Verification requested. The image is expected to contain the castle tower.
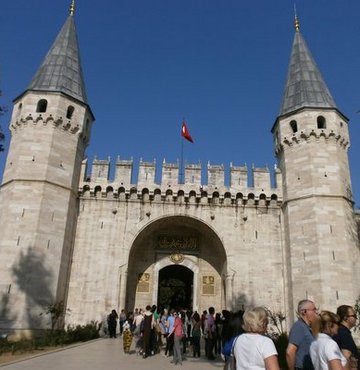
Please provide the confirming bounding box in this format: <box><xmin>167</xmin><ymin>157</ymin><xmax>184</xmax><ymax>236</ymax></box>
<box><xmin>272</xmin><ymin>16</ymin><xmax>360</xmax><ymax>319</ymax></box>
<box><xmin>0</xmin><ymin>1</ymin><xmax>94</xmax><ymax>336</ymax></box>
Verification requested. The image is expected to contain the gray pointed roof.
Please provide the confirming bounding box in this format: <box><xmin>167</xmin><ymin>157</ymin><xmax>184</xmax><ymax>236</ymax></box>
<box><xmin>279</xmin><ymin>29</ymin><xmax>336</xmax><ymax>116</ymax></box>
<box><xmin>27</xmin><ymin>14</ymin><xmax>87</xmax><ymax>104</ymax></box>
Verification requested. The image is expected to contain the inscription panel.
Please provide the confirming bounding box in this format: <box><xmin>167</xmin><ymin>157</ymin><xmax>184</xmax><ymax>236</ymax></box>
<box><xmin>202</xmin><ymin>275</ymin><xmax>215</xmax><ymax>295</ymax></box>
<box><xmin>157</xmin><ymin>235</ymin><xmax>199</xmax><ymax>252</ymax></box>
<box><xmin>137</xmin><ymin>273</ymin><xmax>150</xmax><ymax>293</ymax></box>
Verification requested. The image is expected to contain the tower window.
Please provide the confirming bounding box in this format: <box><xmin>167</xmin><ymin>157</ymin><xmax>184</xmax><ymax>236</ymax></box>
<box><xmin>36</xmin><ymin>99</ymin><xmax>48</xmax><ymax>113</ymax></box>
<box><xmin>317</xmin><ymin>116</ymin><xmax>326</xmax><ymax>129</ymax></box>
<box><xmin>290</xmin><ymin>120</ymin><xmax>298</xmax><ymax>133</ymax></box>
<box><xmin>66</xmin><ymin>105</ymin><xmax>75</xmax><ymax>119</ymax></box>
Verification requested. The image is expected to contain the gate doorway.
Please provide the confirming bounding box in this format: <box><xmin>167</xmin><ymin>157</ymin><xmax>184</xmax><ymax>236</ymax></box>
<box><xmin>157</xmin><ymin>265</ymin><xmax>193</xmax><ymax>310</ymax></box>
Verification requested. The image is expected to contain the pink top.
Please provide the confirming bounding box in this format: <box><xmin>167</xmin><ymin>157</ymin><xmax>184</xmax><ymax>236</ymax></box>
<box><xmin>173</xmin><ymin>317</ymin><xmax>184</xmax><ymax>337</ymax></box>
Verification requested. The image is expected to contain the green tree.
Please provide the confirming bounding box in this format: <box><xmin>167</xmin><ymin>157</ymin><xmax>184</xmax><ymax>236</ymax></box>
<box><xmin>354</xmin><ymin>295</ymin><xmax>360</xmax><ymax>332</ymax></box>
<box><xmin>40</xmin><ymin>301</ymin><xmax>70</xmax><ymax>332</ymax></box>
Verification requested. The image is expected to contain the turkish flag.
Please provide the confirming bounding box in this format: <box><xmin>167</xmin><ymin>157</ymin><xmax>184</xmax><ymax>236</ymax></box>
<box><xmin>181</xmin><ymin>121</ymin><xmax>194</xmax><ymax>143</ymax></box>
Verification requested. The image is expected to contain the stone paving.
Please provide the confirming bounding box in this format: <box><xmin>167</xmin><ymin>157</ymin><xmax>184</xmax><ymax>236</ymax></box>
<box><xmin>0</xmin><ymin>337</ymin><xmax>225</xmax><ymax>369</ymax></box>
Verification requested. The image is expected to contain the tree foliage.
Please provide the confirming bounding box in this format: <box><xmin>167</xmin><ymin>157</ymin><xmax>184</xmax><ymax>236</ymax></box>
<box><xmin>40</xmin><ymin>301</ymin><xmax>71</xmax><ymax>332</ymax></box>
<box><xmin>354</xmin><ymin>295</ymin><xmax>360</xmax><ymax>332</ymax></box>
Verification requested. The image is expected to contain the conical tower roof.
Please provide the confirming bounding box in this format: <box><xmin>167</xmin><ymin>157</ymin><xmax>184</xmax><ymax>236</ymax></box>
<box><xmin>279</xmin><ymin>17</ymin><xmax>336</xmax><ymax>116</ymax></box>
<box><xmin>27</xmin><ymin>6</ymin><xmax>87</xmax><ymax>104</ymax></box>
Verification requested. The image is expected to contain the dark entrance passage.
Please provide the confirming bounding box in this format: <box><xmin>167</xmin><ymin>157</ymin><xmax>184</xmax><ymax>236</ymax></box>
<box><xmin>157</xmin><ymin>265</ymin><xmax>193</xmax><ymax>310</ymax></box>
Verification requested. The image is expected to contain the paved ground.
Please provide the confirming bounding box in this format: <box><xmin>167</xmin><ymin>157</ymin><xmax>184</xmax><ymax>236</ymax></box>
<box><xmin>0</xmin><ymin>337</ymin><xmax>225</xmax><ymax>369</ymax></box>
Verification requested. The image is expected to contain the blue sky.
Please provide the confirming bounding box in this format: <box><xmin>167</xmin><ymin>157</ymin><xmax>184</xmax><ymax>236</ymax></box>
<box><xmin>1</xmin><ymin>1</ymin><xmax>360</xmax><ymax>206</ymax></box>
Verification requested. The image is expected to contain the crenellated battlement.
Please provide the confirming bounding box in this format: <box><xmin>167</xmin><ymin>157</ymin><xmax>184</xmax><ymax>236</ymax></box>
<box><xmin>79</xmin><ymin>157</ymin><xmax>282</xmax><ymax>205</ymax></box>
<box><xmin>10</xmin><ymin>113</ymin><xmax>82</xmax><ymax>134</ymax></box>
<box><xmin>275</xmin><ymin>128</ymin><xmax>350</xmax><ymax>155</ymax></box>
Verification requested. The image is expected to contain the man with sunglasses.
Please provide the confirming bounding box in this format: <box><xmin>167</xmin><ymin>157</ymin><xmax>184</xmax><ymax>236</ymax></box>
<box><xmin>333</xmin><ymin>305</ymin><xmax>359</xmax><ymax>369</ymax></box>
<box><xmin>286</xmin><ymin>299</ymin><xmax>318</xmax><ymax>370</ymax></box>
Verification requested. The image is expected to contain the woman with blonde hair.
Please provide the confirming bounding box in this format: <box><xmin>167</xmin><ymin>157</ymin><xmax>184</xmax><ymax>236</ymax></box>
<box><xmin>233</xmin><ymin>307</ymin><xmax>280</xmax><ymax>370</ymax></box>
<box><xmin>310</xmin><ymin>310</ymin><xmax>354</xmax><ymax>370</ymax></box>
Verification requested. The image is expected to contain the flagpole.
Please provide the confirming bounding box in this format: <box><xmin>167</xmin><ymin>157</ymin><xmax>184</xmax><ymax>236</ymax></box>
<box><xmin>180</xmin><ymin>125</ymin><xmax>184</xmax><ymax>184</ymax></box>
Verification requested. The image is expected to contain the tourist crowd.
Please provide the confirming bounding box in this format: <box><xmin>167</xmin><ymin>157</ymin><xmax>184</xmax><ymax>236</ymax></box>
<box><xmin>106</xmin><ymin>300</ymin><xmax>359</xmax><ymax>369</ymax></box>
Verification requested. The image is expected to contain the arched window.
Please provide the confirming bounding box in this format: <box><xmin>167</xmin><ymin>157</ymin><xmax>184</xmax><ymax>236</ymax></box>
<box><xmin>94</xmin><ymin>186</ymin><xmax>102</xmax><ymax>198</ymax></box>
<box><xmin>154</xmin><ymin>188</ymin><xmax>162</xmax><ymax>201</ymax></box>
<box><xmin>142</xmin><ymin>188</ymin><xmax>149</xmax><ymax>201</ymax></box>
<box><xmin>317</xmin><ymin>116</ymin><xmax>326</xmax><ymax>129</ymax></box>
<box><xmin>66</xmin><ymin>105</ymin><xmax>75</xmax><ymax>119</ymax></box>
<box><xmin>290</xmin><ymin>120</ymin><xmax>298</xmax><ymax>133</ymax></box>
<box><xmin>36</xmin><ymin>99</ymin><xmax>48</xmax><ymax>113</ymax></box>
<box><xmin>189</xmin><ymin>190</ymin><xmax>197</xmax><ymax>203</ymax></box>
<box><xmin>106</xmin><ymin>186</ymin><xmax>113</xmax><ymax>197</ymax></box>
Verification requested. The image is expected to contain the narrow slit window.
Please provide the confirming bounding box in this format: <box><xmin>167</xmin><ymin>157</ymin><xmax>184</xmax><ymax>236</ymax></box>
<box><xmin>290</xmin><ymin>120</ymin><xmax>298</xmax><ymax>133</ymax></box>
<box><xmin>317</xmin><ymin>116</ymin><xmax>326</xmax><ymax>129</ymax></box>
<box><xmin>66</xmin><ymin>105</ymin><xmax>75</xmax><ymax>119</ymax></box>
<box><xmin>36</xmin><ymin>99</ymin><xmax>47</xmax><ymax>113</ymax></box>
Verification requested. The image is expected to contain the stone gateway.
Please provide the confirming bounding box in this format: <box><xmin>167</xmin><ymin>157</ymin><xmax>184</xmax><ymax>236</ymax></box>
<box><xmin>0</xmin><ymin>4</ymin><xmax>359</xmax><ymax>337</ymax></box>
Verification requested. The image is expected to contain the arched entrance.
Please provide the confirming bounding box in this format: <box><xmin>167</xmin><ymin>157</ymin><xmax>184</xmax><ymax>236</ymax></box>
<box><xmin>125</xmin><ymin>215</ymin><xmax>227</xmax><ymax>313</ymax></box>
<box><xmin>157</xmin><ymin>265</ymin><xmax>193</xmax><ymax>310</ymax></box>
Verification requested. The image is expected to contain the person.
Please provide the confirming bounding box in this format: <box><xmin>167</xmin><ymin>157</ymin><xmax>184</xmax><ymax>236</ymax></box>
<box><xmin>119</xmin><ymin>309</ymin><xmax>126</xmax><ymax>336</ymax></box>
<box><xmin>159</xmin><ymin>308</ymin><xmax>169</xmax><ymax>347</ymax></box>
<box><xmin>169</xmin><ymin>312</ymin><xmax>184</xmax><ymax>366</ymax></box>
<box><xmin>309</xmin><ymin>310</ymin><xmax>350</xmax><ymax>370</ymax></box>
<box><xmin>133</xmin><ymin>308</ymin><xmax>144</xmax><ymax>355</ymax></box>
<box><xmin>122</xmin><ymin>318</ymin><xmax>133</xmax><ymax>354</ymax></box>
<box><xmin>151</xmin><ymin>305</ymin><xmax>160</xmax><ymax>355</ymax></box>
<box><xmin>233</xmin><ymin>306</ymin><xmax>280</xmax><ymax>370</ymax></box>
<box><xmin>191</xmin><ymin>311</ymin><xmax>202</xmax><ymax>358</ymax></box>
<box><xmin>107</xmin><ymin>309</ymin><xmax>118</xmax><ymax>338</ymax></box>
<box><xmin>204</xmin><ymin>306</ymin><xmax>217</xmax><ymax>360</ymax></box>
<box><xmin>333</xmin><ymin>305</ymin><xmax>359</xmax><ymax>369</ymax></box>
<box><xmin>165</xmin><ymin>309</ymin><xmax>175</xmax><ymax>357</ymax></box>
<box><xmin>201</xmin><ymin>310</ymin><xmax>207</xmax><ymax>333</ymax></box>
<box><xmin>286</xmin><ymin>300</ymin><xmax>318</xmax><ymax>370</ymax></box>
<box><xmin>221</xmin><ymin>309</ymin><xmax>232</xmax><ymax>352</ymax></box>
<box><xmin>215</xmin><ymin>312</ymin><xmax>223</xmax><ymax>355</ymax></box>
<box><xmin>185</xmin><ymin>310</ymin><xmax>193</xmax><ymax>349</ymax></box>
<box><xmin>142</xmin><ymin>305</ymin><xmax>154</xmax><ymax>358</ymax></box>
<box><xmin>222</xmin><ymin>310</ymin><xmax>244</xmax><ymax>360</ymax></box>
<box><xmin>180</xmin><ymin>310</ymin><xmax>187</xmax><ymax>354</ymax></box>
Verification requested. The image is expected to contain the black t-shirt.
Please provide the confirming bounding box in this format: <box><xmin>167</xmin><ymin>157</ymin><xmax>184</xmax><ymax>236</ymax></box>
<box><xmin>333</xmin><ymin>325</ymin><xmax>360</xmax><ymax>370</ymax></box>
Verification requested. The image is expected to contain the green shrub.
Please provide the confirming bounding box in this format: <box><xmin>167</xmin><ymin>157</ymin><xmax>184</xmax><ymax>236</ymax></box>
<box><xmin>0</xmin><ymin>321</ymin><xmax>101</xmax><ymax>356</ymax></box>
<box><xmin>272</xmin><ymin>332</ymin><xmax>289</xmax><ymax>370</ymax></box>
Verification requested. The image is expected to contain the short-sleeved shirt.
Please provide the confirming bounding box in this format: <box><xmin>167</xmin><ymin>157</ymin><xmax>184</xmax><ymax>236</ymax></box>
<box><xmin>167</xmin><ymin>315</ymin><xmax>175</xmax><ymax>334</ymax></box>
<box><xmin>173</xmin><ymin>317</ymin><xmax>184</xmax><ymax>337</ymax></box>
<box><xmin>333</xmin><ymin>325</ymin><xmax>360</xmax><ymax>370</ymax></box>
<box><xmin>310</xmin><ymin>333</ymin><xmax>346</xmax><ymax>370</ymax></box>
<box><xmin>206</xmin><ymin>313</ymin><xmax>216</xmax><ymax>333</ymax></box>
<box><xmin>288</xmin><ymin>319</ymin><xmax>315</xmax><ymax>369</ymax></box>
<box><xmin>234</xmin><ymin>333</ymin><xmax>278</xmax><ymax>370</ymax></box>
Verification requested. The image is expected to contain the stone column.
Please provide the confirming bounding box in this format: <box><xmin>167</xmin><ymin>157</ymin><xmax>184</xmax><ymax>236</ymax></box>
<box><xmin>192</xmin><ymin>269</ymin><xmax>199</xmax><ymax>311</ymax></box>
<box><xmin>118</xmin><ymin>266</ymin><xmax>128</xmax><ymax>311</ymax></box>
<box><xmin>225</xmin><ymin>274</ymin><xmax>233</xmax><ymax>310</ymax></box>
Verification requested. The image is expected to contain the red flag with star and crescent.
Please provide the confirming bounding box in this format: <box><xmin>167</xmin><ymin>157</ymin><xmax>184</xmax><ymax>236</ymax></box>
<box><xmin>181</xmin><ymin>121</ymin><xmax>194</xmax><ymax>143</ymax></box>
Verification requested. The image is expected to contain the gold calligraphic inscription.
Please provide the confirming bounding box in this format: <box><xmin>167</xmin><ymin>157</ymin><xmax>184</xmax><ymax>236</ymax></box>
<box><xmin>202</xmin><ymin>275</ymin><xmax>215</xmax><ymax>295</ymax></box>
<box><xmin>169</xmin><ymin>253</ymin><xmax>184</xmax><ymax>264</ymax></box>
<box><xmin>137</xmin><ymin>273</ymin><xmax>150</xmax><ymax>293</ymax></box>
<box><xmin>157</xmin><ymin>236</ymin><xmax>198</xmax><ymax>251</ymax></box>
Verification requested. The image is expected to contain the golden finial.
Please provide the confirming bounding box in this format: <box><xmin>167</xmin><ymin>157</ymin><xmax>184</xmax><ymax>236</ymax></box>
<box><xmin>294</xmin><ymin>4</ymin><xmax>300</xmax><ymax>31</ymax></box>
<box><xmin>69</xmin><ymin>0</ymin><xmax>76</xmax><ymax>16</ymax></box>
